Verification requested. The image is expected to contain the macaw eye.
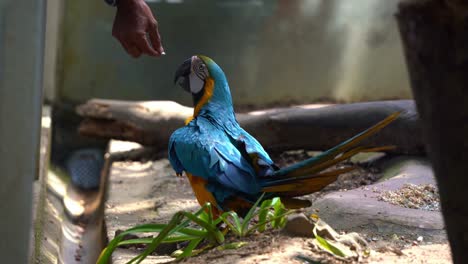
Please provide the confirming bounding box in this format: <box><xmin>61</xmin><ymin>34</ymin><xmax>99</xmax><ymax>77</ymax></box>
<box><xmin>198</xmin><ymin>64</ymin><xmax>205</xmax><ymax>71</ymax></box>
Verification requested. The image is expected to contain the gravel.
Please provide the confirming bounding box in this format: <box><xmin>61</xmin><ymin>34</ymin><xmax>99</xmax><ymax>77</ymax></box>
<box><xmin>377</xmin><ymin>184</ymin><xmax>440</xmax><ymax>211</ymax></box>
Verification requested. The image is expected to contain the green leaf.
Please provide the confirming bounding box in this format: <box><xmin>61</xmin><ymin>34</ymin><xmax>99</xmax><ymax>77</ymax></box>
<box><xmin>175</xmin><ymin>228</ymin><xmax>208</xmax><ymax>237</ymax></box>
<box><xmin>130</xmin><ymin>212</ymin><xmax>186</xmax><ymax>264</ymax></box>
<box><xmin>257</xmin><ymin>199</ymin><xmax>273</xmax><ymax>232</ymax></box>
<box><xmin>175</xmin><ymin>237</ymin><xmax>204</xmax><ymax>259</ymax></box>
<box><xmin>198</xmin><ymin>202</ymin><xmax>214</xmax><ymax>226</ymax></box>
<box><xmin>313</xmin><ymin>227</ymin><xmax>346</xmax><ymax>258</ymax></box>
<box><xmin>198</xmin><ymin>210</ymin><xmax>210</xmax><ymax>223</ymax></box>
<box><xmin>97</xmin><ymin>224</ymin><xmax>171</xmax><ymax>264</ymax></box>
<box><xmin>216</xmin><ymin>241</ymin><xmax>248</xmax><ymax>250</ymax></box>
<box><xmin>171</xmin><ymin>205</ymin><xmax>209</xmax><ymax>233</ymax></box>
<box><xmin>241</xmin><ymin>192</ymin><xmax>266</xmax><ymax>235</ymax></box>
<box><xmin>272</xmin><ymin>198</ymin><xmax>287</xmax><ymax>228</ymax></box>
<box><xmin>247</xmin><ymin>211</ymin><xmax>292</xmax><ymax>235</ymax></box>
<box><xmin>171</xmin><ymin>238</ymin><xmax>213</xmax><ymax>260</ymax></box>
<box><xmin>219</xmin><ymin>211</ymin><xmax>242</xmax><ymax>236</ymax></box>
<box><xmin>117</xmin><ymin>234</ymin><xmax>202</xmax><ymax>247</ymax></box>
<box><xmin>117</xmin><ymin>238</ymin><xmax>153</xmax><ymax>246</ymax></box>
<box><xmin>206</xmin><ymin>203</ymin><xmax>214</xmax><ymax>226</ymax></box>
<box><xmin>271</xmin><ymin>197</ymin><xmax>281</xmax><ymax>206</ymax></box>
<box><xmin>182</xmin><ymin>211</ymin><xmax>224</xmax><ymax>244</ymax></box>
<box><xmin>171</xmin><ymin>249</ymin><xmax>184</xmax><ymax>258</ymax></box>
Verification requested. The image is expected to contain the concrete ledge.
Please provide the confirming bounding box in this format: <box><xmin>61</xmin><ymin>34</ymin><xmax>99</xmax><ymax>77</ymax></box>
<box><xmin>311</xmin><ymin>157</ymin><xmax>446</xmax><ymax>241</ymax></box>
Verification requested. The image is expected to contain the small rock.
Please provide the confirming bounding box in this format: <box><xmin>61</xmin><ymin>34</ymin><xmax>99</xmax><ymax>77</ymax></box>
<box><xmin>283</xmin><ymin>213</ymin><xmax>315</xmax><ymax>237</ymax></box>
<box><xmin>417</xmin><ymin>236</ymin><xmax>424</xmax><ymax>242</ymax></box>
<box><xmin>372</xmin><ymin>237</ymin><xmax>379</xmax><ymax>241</ymax></box>
<box><xmin>154</xmin><ymin>242</ymin><xmax>179</xmax><ymax>255</ymax></box>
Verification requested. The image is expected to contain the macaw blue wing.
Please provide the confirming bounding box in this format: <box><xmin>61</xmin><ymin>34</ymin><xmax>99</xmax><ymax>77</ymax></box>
<box><xmin>234</xmin><ymin>129</ymin><xmax>277</xmax><ymax>177</ymax></box>
<box><xmin>168</xmin><ymin>130</ymin><xmax>185</xmax><ymax>175</ymax></box>
<box><xmin>168</xmin><ymin>117</ymin><xmax>261</xmax><ymax>204</ymax></box>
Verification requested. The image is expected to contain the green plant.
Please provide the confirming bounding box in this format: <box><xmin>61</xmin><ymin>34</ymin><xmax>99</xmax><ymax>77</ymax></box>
<box><xmin>97</xmin><ymin>194</ymin><xmax>293</xmax><ymax>264</ymax></box>
<box><xmin>219</xmin><ymin>194</ymin><xmax>290</xmax><ymax>237</ymax></box>
<box><xmin>97</xmin><ymin>203</ymin><xmax>223</xmax><ymax>264</ymax></box>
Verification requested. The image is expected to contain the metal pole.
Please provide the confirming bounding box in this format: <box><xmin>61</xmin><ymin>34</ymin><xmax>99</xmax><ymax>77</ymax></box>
<box><xmin>0</xmin><ymin>0</ymin><xmax>46</xmax><ymax>262</ymax></box>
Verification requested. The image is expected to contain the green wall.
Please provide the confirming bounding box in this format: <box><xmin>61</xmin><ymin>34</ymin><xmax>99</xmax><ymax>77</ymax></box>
<box><xmin>56</xmin><ymin>0</ymin><xmax>411</xmax><ymax>106</ymax></box>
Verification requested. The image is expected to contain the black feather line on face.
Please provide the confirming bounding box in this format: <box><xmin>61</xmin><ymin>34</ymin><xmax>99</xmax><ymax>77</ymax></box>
<box><xmin>192</xmin><ymin>59</ymin><xmax>207</xmax><ymax>79</ymax></box>
<box><xmin>192</xmin><ymin>87</ymin><xmax>205</xmax><ymax>106</ymax></box>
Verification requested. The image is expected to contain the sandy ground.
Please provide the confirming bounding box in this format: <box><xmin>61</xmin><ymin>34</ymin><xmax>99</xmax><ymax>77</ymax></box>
<box><xmin>182</xmin><ymin>235</ymin><xmax>451</xmax><ymax>264</ymax></box>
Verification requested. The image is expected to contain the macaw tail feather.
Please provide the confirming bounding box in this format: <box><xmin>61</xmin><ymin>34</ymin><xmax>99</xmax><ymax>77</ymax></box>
<box><xmin>260</xmin><ymin>112</ymin><xmax>400</xmax><ymax>201</ymax></box>
<box><xmin>271</xmin><ymin>112</ymin><xmax>399</xmax><ymax>179</ymax></box>
<box><xmin>262</xmin><ymin>166</ymin><xmax>355</xmax><ymax>195</ymax></box>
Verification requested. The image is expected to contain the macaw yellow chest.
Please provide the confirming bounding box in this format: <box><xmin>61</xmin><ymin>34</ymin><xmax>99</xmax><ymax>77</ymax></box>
<box><xmin>186</xmin><ymin>173</ymin><xmax>222</xmax><ymax>216</ymax></box>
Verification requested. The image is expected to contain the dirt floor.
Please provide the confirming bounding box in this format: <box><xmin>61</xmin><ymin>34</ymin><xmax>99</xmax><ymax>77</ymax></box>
<box><xmin>177</xmin><ymin>233</ymin><xmax>451</xmax><ymax>264</ymax></box>
<box><xmin>105</xmin><ymin>146</ymin><xmax>451</xmax><ymax>264</ymax></box>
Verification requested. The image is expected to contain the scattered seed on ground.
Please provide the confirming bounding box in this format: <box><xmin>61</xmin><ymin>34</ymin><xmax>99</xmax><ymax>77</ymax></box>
<box><xmin>377</xmin><ymin>184</ymin><xmax>440</xmax><ymax>211</ymax></box>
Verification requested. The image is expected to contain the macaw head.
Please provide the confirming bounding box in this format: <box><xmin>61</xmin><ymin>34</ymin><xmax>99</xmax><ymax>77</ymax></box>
<box><xmin>174</xmin><ymin>55</ymin><xmax>233</xmax><ymax>116</ymax></box>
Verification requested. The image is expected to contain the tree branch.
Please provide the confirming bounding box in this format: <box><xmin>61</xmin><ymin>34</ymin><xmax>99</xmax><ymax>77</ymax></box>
<box><xmin>77</xmin><ymin>99</ymin><xmax>424</xmax><ymax>155</ymax></box>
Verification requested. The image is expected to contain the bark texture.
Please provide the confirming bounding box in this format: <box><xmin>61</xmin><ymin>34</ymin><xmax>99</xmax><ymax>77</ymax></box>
<box><xmin>77</xmin><ymin>99</ymin><xmax>424</xmax><ymax>155</ymax></box>
<box><xmin>397</xmin><ymin>1</ymin><xmax>468</xmax><ymax>262</ymax></box>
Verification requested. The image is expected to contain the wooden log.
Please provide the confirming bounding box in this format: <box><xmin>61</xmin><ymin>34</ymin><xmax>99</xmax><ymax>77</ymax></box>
<box><xmin>77</xmin><ymin>99</ymin><xmax>424</xmax><ymax>155</ymax></box>
<box><xmin>396</xmin><ymin>0</ymin><xmax>468</xmax><ymax>262</ymax></box>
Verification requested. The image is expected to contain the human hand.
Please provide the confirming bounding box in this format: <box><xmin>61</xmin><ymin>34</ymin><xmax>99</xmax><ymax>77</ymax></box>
<box><xmin>112</xmin><ymin>0</ymin><xmax>165</xmax><ymax>58</ymax></box>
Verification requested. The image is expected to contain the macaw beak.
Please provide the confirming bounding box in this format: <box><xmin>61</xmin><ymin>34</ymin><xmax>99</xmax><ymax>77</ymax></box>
<box><xmin>174</xmin><ymin>58</ymin><xmax>192</xmax><ymax>92</ymax></box>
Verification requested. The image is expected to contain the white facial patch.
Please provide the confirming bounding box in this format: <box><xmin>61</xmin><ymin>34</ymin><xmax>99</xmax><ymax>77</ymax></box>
<box><xmin>189</xmin><ymin>56</ymin><xmax>209</xmax><ymax>94</ymax></box>
<box><xmin>189</xmin><ymin>72</ymin><xmax>204</xmax><ymax>94</ymax></box>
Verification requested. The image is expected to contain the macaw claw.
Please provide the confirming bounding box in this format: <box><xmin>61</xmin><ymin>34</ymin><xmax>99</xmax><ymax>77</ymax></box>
<box><xmin>176</xmin><ymin>173</ymin><xmax>183</xmax><ymax>177</ymax></box>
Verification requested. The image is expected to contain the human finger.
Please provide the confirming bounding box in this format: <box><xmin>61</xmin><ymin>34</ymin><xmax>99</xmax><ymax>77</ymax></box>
<box><xmin>134</xmin><ymin>33</ymin><xmax>159</xmax><ymax>56</ymax></box>
<box><xmin>148</xmin><ymin>21</ymin><xmax>164</xmax><ymax>55</ymax></box>
<box><xmin>127</xmin><ymin>44</ymin><xmax>142</xmax><ymax>58</ymax></box>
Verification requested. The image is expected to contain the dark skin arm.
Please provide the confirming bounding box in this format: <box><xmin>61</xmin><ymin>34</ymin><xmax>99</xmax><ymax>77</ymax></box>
<box><xmin>112</xmin><ymin>0</ymin><xmax>165</xmax><ymax>58</ymax></box>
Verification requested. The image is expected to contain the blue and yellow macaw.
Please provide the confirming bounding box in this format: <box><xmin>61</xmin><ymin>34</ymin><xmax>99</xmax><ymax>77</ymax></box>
<box><xmin>169</xmin><ymin>55</ymin><xmax>399</xmax><ymax>217</ymax></box>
